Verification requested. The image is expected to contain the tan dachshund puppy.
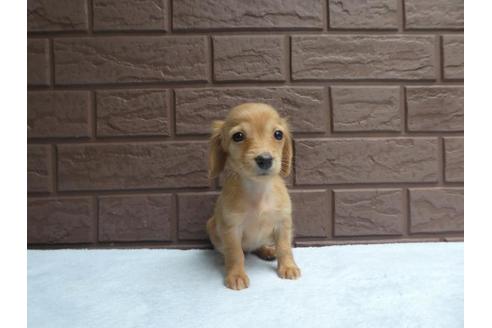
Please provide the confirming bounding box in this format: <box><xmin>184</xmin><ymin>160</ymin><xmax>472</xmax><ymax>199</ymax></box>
<box><xmin>206</xmin><ymin>103</ymin><xmax>301</xmax><ymax>290</ymax></box>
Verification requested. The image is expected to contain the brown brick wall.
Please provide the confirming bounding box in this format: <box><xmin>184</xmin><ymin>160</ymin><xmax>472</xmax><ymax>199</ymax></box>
<box><xmin>27</xmin><ymin>0</ymin><xmax>464</xmax><ymax>248</ymax></box>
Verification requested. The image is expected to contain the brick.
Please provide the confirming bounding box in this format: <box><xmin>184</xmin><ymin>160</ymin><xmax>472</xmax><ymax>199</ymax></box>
<box><xmin>58</xmin><ymin>142</ymin><xmax>208</xmax><ymax>191</ymax></box>
<box><xmin>28</xmin><ymin>91</ymin><xmax>91</xmax><ymax>138</ymax></box>
<box><xmin>96</xmin><ymin>90</ymin><xmax>170</xmax><ymax>137</ymax></box>
<box><xmin>27</xmin><ymin>197</ymin><xmax>94</xmax><ymax>244</ymax></box>
<box><xmin>27</xmin><ymin>145</ymin><xmax>52</xmax><ymax>193</ymax></box>
<box><xmin>444</xmin><ymin>137</ymin><xmax>464</xmax><ymax>182</ymax></box>
<box><xmin>93</xmin><ymin>0</ymin><xmax>167</xmax><ymax>31</ymax></box>
<box><xmin>175</xmin><ymin>87</ymin><xmax>327</xmax><ymax>135</ymax></box>
<box><xmin>295</xmin><ymin>138</ymin><xmax>438</xmax><ymax>184</ymax></box>
<box><xmin>27</xmin><ymin>39</ymin><xmax>50</xmax><ymax>86</ymax></box>
<box><xmin>173</xmin><ymin>0</ymin><xmax>323</xmax><ymax>30</ymax></box>
<box><xmin>178</xmin><ymin>192</ymin><xmax>218</xmax><ymax>240</ymax></box>
<box><xmin>291</xmin><ymin>190</ymin><xmax>329</xmax><ymax>238</ymax></box>
<box><xmin>334</xmin><ymin>189</ymin><xmax>403</xmax><ymax>236</ymax></box>
<box><xmin>54</xmin><ymin>37</ymin><xmax>208</xmax><ymax>85</ymax></box>
<box><xmin>410</xmin><ymin>188</ymin><xmax>464</xmax><ymax>233</ymax></box>
<box><xmin>292</xmin><ymin>35</ymin><xmax>435</xmax><ymax>80</ymax></box>
<box><xmin>329</xmin><ymin>0</ymin><xmax>397</xmax><ymax>29</ymax></box>
<box><xmin>332</xmin><ymin>86</ymin><xmax>400</xmax><ymax>132</ymax></box>
<box><xmin>405</xmin><ymin>0</ymin><xmax>463</xmax><ymax>29</ymax></box>
<box><xmin>443</xmin><ymin>35</ymin><xmax>464</xmax><ymax>80</ymax></box>
<box><xmin>28</xmin><ymin>0</ymin><xmax>88</xmax><ymax>32</ymax></box>
<box><xmin>406</xmin><ymin>87</ymin><xmax>463</xmax><ymax>132</ymax></box>
<box><xmin>213</xmin><ymin>36</ymin><xmax>286</xmax><ymax>82</ymax></box>
<box><xmin>99</xmin><ymin>194</ymin><xmax>173</xmax><ymax>242</ymax></box>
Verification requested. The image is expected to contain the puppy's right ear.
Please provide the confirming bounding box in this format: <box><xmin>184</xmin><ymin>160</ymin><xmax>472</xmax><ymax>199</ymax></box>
<box><xmin>208</xmin><ymin>120</ymin><xmax>226</xmax><ymax>179</ymax></box>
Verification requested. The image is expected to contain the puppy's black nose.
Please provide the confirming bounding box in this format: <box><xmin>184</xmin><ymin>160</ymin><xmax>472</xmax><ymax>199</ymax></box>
<box><xmin>255</xmin><ymin>153</ymin><xmax>273</xmax><ymax>170</ymax></box>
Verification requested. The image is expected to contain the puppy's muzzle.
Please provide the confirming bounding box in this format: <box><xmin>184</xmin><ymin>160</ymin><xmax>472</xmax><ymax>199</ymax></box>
<box><xmin>255</xmin><ymin>153</ymin><xmax>273</xmax><ymax>170</ymax></box>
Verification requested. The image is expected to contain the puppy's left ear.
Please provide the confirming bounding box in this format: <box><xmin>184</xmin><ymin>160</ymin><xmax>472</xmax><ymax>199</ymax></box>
<box><xmin>280</xmin><ymin>119</ymin><xmax>293</xmax><ymax>177</ymax></box>
<box><xmin>208</xmin><ymin>120</ymin><xmax>226</xmax><ymax>179</ymax></box>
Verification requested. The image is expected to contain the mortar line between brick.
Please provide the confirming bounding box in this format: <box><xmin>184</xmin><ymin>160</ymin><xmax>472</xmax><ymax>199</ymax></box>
<box><xmin>27</xmin><ymin>29</ymin><xmax>465</xmax><ymax>38</ymax></box>
<box><xmin>27</xmin><ymin>242</ymin><xmax>212</xmax><ymax>250</ymax></box>
<box><xmin>29</xmin><ymin>235</ymin><xmax>467</xmax><ymax>250</ymax></box>
<box><xmin>398</xmin><ymin>0</ymin><xmax>405</xmax><ymax>32</ymax></box>
<box><xmin>50</xmin><ymin>144</ymin><xmax>57</xmax><ymax>195</ymax></box>
<box><xmin>327</xmin><ymin>86</ymin><xmax>333</xmax><ymax>135</ymax></box>
<box><xmin>169</xmin><ymin>89</ymin><xmax>176</xmax><ymax>137</ymax></box>
<box><xmin>167</xmin><ymin>0</ymin><xmax>173</xmax><ymax>33</ymax></box>
<box><xmin>173</xmin><ymin>193</ymin><xmax>179</xmax><ymax>243</ymax></box>
<box><xmin>402</xmin><ymin>188</ymin><xmax>409</xmax><ymax>236</ymax></box>
<box><xmin>290</xmin><ymin>182</ymin><xmax>462</xmax><ymax>190</ymax></box>
<box><xmin>402</xmin><ymin>86</ymin><xmax>409</xmax><ymax>134</ymax></box>
<box><xmin>296</xmin><ymin>234</ymin><xmax>463</xmax><ymax>246</ymax></box>
<box><xmin>87</xmin><ymin>0</ymin><xmax>94</xmax><ymax>35</ymax></box>
<box><xmin>31</xmin><ymin>233</ymin><xmax>465</xmax><ymax>250</ymax></box>
<box><xmin>438</xmin><ymin>137</ymin><xmax>445</xmax><ymax>185</ymax></box>
<box><xmin>436</xmin><ymin>35</ymin><xmax>443</xmax><ymax>82</ymax></box>
<box><xmin>324</xmin><ymin>0</ymin><xmax>329</xmax><ymax>31</ymax></box>
<box><xmin>439</xmin><ymin>35</ymin><xmax>446</xmax><ymax>81</ymax></box>
<box><xmin>399</xmin><ymin>85</ymin><xmax>405</xmax><ymax>135</ymax></box>
<box><xmin>329</xmin><ymin>189</ymin><xmax>334</xmax><ymax>239</ymax></box>
<box><xmin>90</xmin><ymin>91</ymin><xmax>97</xmax><ymax>140</ymax></box>
<box><xmin>48</xmin><ymin>39</ymin><xmax>55</xmax><ymax>88</ymax></box>
<box><xmin>93</xmin><ymin>195</ymin><xmax>99</xmax><ymax>245</ymax></box>
<box><xmin>208</xmin><ymin>35</ymin><xmax>214</xmax><ymax>83</ymax></box>
<box><xmin>30</xmin><ymin>235</ymin><xmax>465</xmax><ymax>249</ymax></box>
<box><xmin>26</xmin><ymin>181</ymin><xmax>463</xmax><ymax>199</ymax></box>
<box><xmin>285</xmin><ymin>35</ymin><xmax>292</xmax><ymax>83</ymax></box>
<box><xmin>27</xmin><ymin>81</ymin><xmax>464</xmax><ymax>91</ymax></box>
<box><xmin>405</xmin><ymin>189</ymin><xmax>411</xmax><ymax>235</ymax></box>
<box><xmin>171</xmin><ymin>28</ymin><xmax>344</xmax><ymax>35</ymax></box>
<box><xmin>442</xmin><ymin>138</ymin><xmax>448</xmax><ymax>183</ymax></box>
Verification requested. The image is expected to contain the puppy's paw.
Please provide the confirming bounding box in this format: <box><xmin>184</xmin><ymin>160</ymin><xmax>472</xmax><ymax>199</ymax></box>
<box><xmin>277</xmin><ymin>265</ymin><xmax>301</xmax><ymax>280</ymax></box>
<box><xmin>225</xmin><ymin>271</ymin><xmax>250</xmax><ymax>290</ymax></box>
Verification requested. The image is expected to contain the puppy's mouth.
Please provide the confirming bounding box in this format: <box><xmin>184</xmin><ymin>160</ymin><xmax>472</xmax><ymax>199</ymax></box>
<box><xmin>255</xmin><ymin>168</ymin><xmax>273</xmax><ymax>176</ymax></box>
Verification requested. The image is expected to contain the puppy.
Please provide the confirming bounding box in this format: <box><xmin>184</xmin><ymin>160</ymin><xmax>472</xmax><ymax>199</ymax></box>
<box><xmin>206</xmin><ymin>103</ymin><xmax>301</xmax><ymax>290</ymax></box>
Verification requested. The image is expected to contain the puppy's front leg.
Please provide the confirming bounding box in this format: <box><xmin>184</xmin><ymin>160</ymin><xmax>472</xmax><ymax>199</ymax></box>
<box><xmin>222</xmin><ymin>228</ymin><xmax>249</xmax><ymax>290</ymax></box>
<box><xmin>274</xmin><ymin>221</ymin><xmax>301</xmax><ymax>279</ymax></box>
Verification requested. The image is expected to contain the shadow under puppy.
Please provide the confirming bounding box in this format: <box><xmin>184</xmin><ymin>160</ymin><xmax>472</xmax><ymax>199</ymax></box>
<box><xmin>206</xmin><ymin>103</ymin><xmax>301</xmax><ymax>290</ymax></box>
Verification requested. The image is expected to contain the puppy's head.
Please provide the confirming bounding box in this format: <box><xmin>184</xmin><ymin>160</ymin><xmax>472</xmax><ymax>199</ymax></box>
<box><xmin>208</xmin><ymin>103</ymin><xmax>292</xmax><ymax>180</ymax></box>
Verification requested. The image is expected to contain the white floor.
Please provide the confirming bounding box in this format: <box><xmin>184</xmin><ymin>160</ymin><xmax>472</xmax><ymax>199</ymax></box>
<box><xmin>28</xmin><ymin>242</ymin><xmax>463</xmax><ymax>328</ymax></box>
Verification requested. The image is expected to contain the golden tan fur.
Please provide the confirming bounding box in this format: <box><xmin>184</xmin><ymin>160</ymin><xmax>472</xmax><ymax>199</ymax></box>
<box><xmin>206</xmin><ymin>103</ymin><xmax>300</xmax><ymax>290</ymax></box>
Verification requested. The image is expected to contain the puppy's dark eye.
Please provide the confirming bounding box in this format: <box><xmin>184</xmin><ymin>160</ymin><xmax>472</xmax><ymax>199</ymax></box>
<box><xmin>232</xmin><ymin>132</ymin><xmax>245</xmax><ymax>142</ymax></box>
<box><xmin>274</xmin><ymin>130</ymin><xmax>283</xmax><ymax>140</ymax></box>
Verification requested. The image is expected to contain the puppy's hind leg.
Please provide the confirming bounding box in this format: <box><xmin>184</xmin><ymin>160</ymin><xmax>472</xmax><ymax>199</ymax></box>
<box><xmin>253</xmin><ymin>245</ymin><xmax>276</xmax><ymax>261</ymax></box>
<box><xmin>206</xmin><ymin>217</ymin><xmax>223</xmax><ymax>253</ymax></box>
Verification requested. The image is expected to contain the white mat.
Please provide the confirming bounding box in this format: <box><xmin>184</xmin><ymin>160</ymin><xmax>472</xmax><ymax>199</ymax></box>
<box><xmin>28</xmin><ymin>242</ymin><xmax>463</xmax><ymax>328</ymax></box>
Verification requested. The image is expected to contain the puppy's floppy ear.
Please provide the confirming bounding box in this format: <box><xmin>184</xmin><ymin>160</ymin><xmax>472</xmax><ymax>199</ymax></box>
<box><xmin>280</xmin><ymin>119</ymin><xmax>293</xmax><ymax>177</ymax></box>
<box><xmin>208</xmin><ymin>120</ymin><xmax>226</xmax><ymax>179</ymax></box>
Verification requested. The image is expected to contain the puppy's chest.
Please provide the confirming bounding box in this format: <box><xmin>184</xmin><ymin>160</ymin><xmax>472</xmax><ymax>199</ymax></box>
<box><xmin>239</xmin><ymin>198</ymin><xmax>284</xmax><ymax>250</ymax></box>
